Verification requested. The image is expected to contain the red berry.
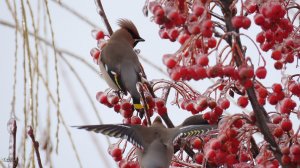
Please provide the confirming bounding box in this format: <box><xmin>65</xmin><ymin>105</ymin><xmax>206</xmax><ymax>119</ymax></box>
<box><xmin>281</xmin><ymin>119</ymin><xmax>292</xmax><ymax>132</ymax></box>
<box><xmin>268</xmin><ymin>93</ymin><xmax>278</xmax><ymax>105</ymax></box>
<box><xmin>254</xmin><ymin>14</ymin><xmax>265</xmax><ymax>25</ymax></box>
<box><xmin>120</xmin><ymin>109</ymin><xmax>133</xmax><ymax>118</ymax></box>
<box><xmin>96</xmin><ymin>92</ymin><xmax>108</xmax><ymax>105</ymax></box>
<box><xmin>178</xmin><ymin>33</ymin><xmax>190</xmax><ymax>45</ymax></box>
<box><xmin>189</xmin><ymin>24</ymin><xmax>201</xmax><ymax>35</ymax></box>
<box><xmin>273</xmin><ymin>127</ymin><xmax>284</xmax><ymax>137</ymax></box>
<box><xmin>193</xmin><ymin>5</ymin><xmax>204</xmax><ymax>17</ymax></box>
<box><xmin>208</xmin><ymin>100</ymin><xmax>217</xmax><ymax>109</ymax></box>
<box><xmin>194</xmin><ymin>152</ymin><xmax>204</xmax><ymax>164</ymax></box>
<box><xmin>201</xmin><ymin>20</ymin><xmax>213</xmax><ymax>37</ymax></box>
<box><xmin>237</xmin><ymin>96</ymin><xmax>248</xmax><ymax>108</ymax></box>
<box><xmin>131</xmin><ymin>116</ymin><xmax>141</xmax><ymax>125</ymax></box>
<box><xmin>281</xmin><ymin>155</ymin><xmax>291</xmax><ymax>164</ymax></box>
<box><xmin>154</xmin><ymin>8</ymin><xmax>164</xmax><ymax>18</ymax></box>
<box><xmin>90</xmin><ymin>48</ymin><xmax>101</xmax><ymax>60</ymax></box>
<box><xmin>194</xmin><ymin>66</ymin><xmax>207</xmax><ymax>79</ymax></box>
<box><xmin>207</xmin><ymin>64</ymin><xmax>223</xmax><ymax>78</ymax></box>
<box><xmin>114</xmin><ymin>104</ymin><xmax>121</xmax><ymax>112</ymax></box>
<box><xmin>197</xmin><ymin>54</ymin><xmax>209</xmax><ymax>66</ymax></box>
<box><xmin>214</xmin><ymin>151</ymin><xmax>226</xmax><ymax>165</ymax></box>
<box><xmin>168</xmin><ymin>28</ymin><xmax>179</xmax><ymax>40</ymax></box>
<box><xmin>256</xmin><ymin>32</ymin><xmax>265</xmax><ymax>43</ymax></box>
<box><xmin>240</xmin><ymin>152</ymin><xmax>250</xmax><ymax>162</ymax></box>
<box><xmin>274</xmin><ymin>61</ymin><xmax>283</xmax><ymax>70</ymax></box>
<box><xmin>289</xmin><ymin>83</ymin><xmax>300</xmax><ymax>95</ymax></box>
<box><xmin>107</xmin><ymin>94</ymin><xmax>119</xmax><ymax>105</ymax></box>
<box><xmin>233</xmin><ymin>119</ymin><xmax>243</xmax><ymax>128</ymax></box>
<box><xmin>226</xmin><ymin>129</ymin><xmax>238</xmax><ymax>138</ymax></box>
<box><xmin>257</xmin><ymin>87</ymin><xmax>268</xmax><ymax>98</ymax></box>
<box><xmin>272</xmin><ymin>83</ymin><xmax>282</xmax><ymax>93</ymax></box>
<box><xmin>163</xmin><ymin>54</ymin><xmax>177</xmax><ymax>69</ymax></box>
<box><xmin>121</xmin><ymin>101</ymin><xmax>133</xmax><ymax>110</ymax></box>
<box><xmin>111</xmin><ymin>148</ymin><xmax>122</xmax><ymax>158</ymax></box>
<box><xmin>157</xmin><ymin>106</ymin><xmax>167</xmax><ymax>116</ymax></box>
<box><xmin>155</xmin><ymin>98</ymin><xmax>165</xmax><ymax>108</ymax></box>
<box><xmin>272</xmin><ymin>115</ymin><xmax>283</xmax><ymax>124</ymax></box>
<box><xmin>206</xmin><ymin>149</ymin><xmax>216</xmax><ymax>162</ymax></box>
<box><xmin>223</xmin><ymin>65</ymin><xmax>235</xmax><ymax>77</ymax></box>
<box><xmin>226</xmin><ymin>154</ymin><xmax>238</xmax><ymax>165</ymax></box>
<box><xmin>167</xmin><ymin>10</ymin><xmax>180</xmax><ymax>23</ymax></box>
<box><xmin>282</xmin><ymin>146</ymin><xmax>290</xmax><ymax>155</ymax></box>
<box><xmin>242</xmin><ymin>16</ymin><xmax>251</xmax><ymax>29</ymax></box>
<box><xmin>207</xmin><ymin>38</ymin><xmax>217</xmax><ymax>48</ymax></box>
<box><xmin>96</xmin><ymin>31</ymin><xmax>105</xmax><ymax>40</ymax></box>
<box><xmin>170</xmin><ymin>68</ymin><xmax>181</xmax><ymax>81</ymax></box>
<box><xmin>219</xmin><ymin>98</ymin><xmax>230</xmax><ymax>109</ymax></box>
<box><xmin>210</xmin><ymin>139</ymin><xmax>222</xmax><ymax>150</ymax></box>
<box><xmin>271</xmin><ymin>50</ymin><xmax>282</xmax><ymax>60</ymax></box>
<box><xmin>256</xmin><ymin>66</ymin><xmax>267</xmax><ymax>79</ymax></box>
<box><xmin>192</xmin><ymin>138</ymin><xmax>202</xmax><ymax>149</ymax></box>
<box><xmin>291</xmin><ymin>144</ymin><xmax>300</xmax><ymax>155</ymax></box>
<box><xmin>232</xmin><ymin>16</ymin><xmax>243</xmax><ymax>29</ymax></box>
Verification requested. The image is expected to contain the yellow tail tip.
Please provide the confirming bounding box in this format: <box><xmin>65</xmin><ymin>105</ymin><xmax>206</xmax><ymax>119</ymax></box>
<box><xmin>134</xmin><ymin>104</ymin><xmax>144</xmax><ymax>110</ymax></box>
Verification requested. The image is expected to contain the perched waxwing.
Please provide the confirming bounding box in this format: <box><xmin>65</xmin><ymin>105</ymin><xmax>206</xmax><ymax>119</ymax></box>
<box><xmin>75</xmin><ymin>116</ymin><xmax>217</xmax><ymax>168</ymax></box>
<box><xmin>99</xmin><ymin>19</ymin><xmax>146</xmax><ymax>111</ymax></box>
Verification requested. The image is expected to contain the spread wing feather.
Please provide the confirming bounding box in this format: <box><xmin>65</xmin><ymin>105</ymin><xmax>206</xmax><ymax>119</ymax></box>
<box><xmin>172</xmin><ymin>125</ymin><xmax>218</xmax><ymax>144</ymax></box>
<box><xmin>74</xmin><ymin>124</ymin><xmax>146</xmax><ymax>150</ymax></box>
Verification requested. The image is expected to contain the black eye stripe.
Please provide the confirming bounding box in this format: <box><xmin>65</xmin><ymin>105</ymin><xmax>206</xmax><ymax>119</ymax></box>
<box><xmin>126</xmin><ymin>28</ymin><xmax>138</xmax><ymax>39</ymax></box>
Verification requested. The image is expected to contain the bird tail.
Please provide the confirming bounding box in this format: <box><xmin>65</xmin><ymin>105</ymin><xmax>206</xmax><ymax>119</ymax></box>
<box><xmin>120</xmin><ymin>65</ymin><xmax>143</xmax><ymax>110</ymax></box>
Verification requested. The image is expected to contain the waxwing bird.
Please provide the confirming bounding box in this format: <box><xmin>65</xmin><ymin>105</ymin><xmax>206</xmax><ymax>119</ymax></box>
<box><xmin>99</xmin><ymin>19</ymin><xmax>146</xmax><ymax>111</ymax></box>
<box><xmin>75</xmin><ymin>116</ymin><xmax>217</xmax><ymax>168</ymax></box>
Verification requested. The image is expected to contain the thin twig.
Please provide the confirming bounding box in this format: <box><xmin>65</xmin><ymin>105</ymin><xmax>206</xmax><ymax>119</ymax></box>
<box><xmin>94</xmin><ymin>0</ymin><xmax>113</xmax><ymax>35</ymax></box>
<box><xmin>160</xmin><ymin>86</ymin><xmax>175</xmax><ymax>128</ymax></box>
<box><xmin>27</xmin><ymin>126</ymin><xmax>43</xmax><ymax>168</ymax></box>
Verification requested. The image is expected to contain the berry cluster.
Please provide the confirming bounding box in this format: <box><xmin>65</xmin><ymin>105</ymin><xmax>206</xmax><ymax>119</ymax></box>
<box><xmin>250</xmin><ymin>2</ymin><xmax>300</xmax><ymax>69</ymax></box>
<box><xmin>179</xmin><ymin>96</ymin><xmax>223</xmax><ymax>123</ymax></box>
<box><xmin>281</xmin><ymin>144</ymin><xmax>300</xmax><ymax>165</ymax></box>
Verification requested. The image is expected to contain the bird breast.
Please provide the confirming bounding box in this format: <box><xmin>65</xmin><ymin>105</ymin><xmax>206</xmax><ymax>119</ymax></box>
<box><xmin>139</xmin><ymin>139</ymin><xmax>173</xmax><ymax>168</ymax></box>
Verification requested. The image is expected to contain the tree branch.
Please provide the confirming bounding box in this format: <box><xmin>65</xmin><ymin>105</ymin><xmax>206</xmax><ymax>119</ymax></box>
<box><xmin>94</xmin><ymin>0</ymin><xmax>113</xmax><ymax>35</ymax></box>
<box><xmin>220</xmin><ymin>0</ymin><xmax>284</xmax><ymax>166</ymax></box>
<box><xmin>27</xmin><ymin>126</ymin><xmax>43</xmax><ymax>168</ymax></box>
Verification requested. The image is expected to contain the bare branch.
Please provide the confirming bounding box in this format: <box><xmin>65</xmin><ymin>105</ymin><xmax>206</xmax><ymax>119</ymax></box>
<box><xmin>27</xmin><ymin>126</ymin><xmax>43</xmax><ymax>168</ymax></box>
<box><xmin>94</xmin><ymin>0</ymin><xmax>113</xmax><ymax>35</ymax></box>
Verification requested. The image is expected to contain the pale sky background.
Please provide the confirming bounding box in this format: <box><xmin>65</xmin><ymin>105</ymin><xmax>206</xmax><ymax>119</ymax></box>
<box><xmin>0</xmin><ymin>0</ymin><xmax>299</xmax><ymax>168</ymax></box>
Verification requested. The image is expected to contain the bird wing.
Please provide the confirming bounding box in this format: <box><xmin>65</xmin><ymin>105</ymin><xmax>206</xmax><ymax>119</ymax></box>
<box><xmin>172</xmin><ymin>125</ymin><xmax>218</xmax><ymax>144</ymax></box>
<box><xmin>74</xmin><ymin>124</ymin><xmax>147</xmax><ymax>150</ymax></box>
<box><xmin>99</xmin><ymin>56</ymin><xmax>127</xmax><ymax>93</ymax></box>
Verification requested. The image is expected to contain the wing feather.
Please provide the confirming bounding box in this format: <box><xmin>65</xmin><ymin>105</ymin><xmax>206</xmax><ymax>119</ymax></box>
<box><xmin>172</xmin><ymin>125</ymin><xmax>218</xmax><ymax>144</ymax></box>
<box><xmin>74</xmin><ymin>124</ymin><xmax>146</xmax><ymax>150</ymax></box>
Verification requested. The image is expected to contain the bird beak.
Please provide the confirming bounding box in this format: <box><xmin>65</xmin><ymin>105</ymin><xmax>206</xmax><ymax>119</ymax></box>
<box><xmin>135</xmin><ymin>38</ymin><xmax>145</xmax><ymax>42</ymax></box>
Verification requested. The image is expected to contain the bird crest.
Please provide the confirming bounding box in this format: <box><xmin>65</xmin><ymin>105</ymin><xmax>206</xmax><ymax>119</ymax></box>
<box><xmin>117</xmin><ymin>19</ymin><xmax>141</xmax><ymax>39</ymax></box>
